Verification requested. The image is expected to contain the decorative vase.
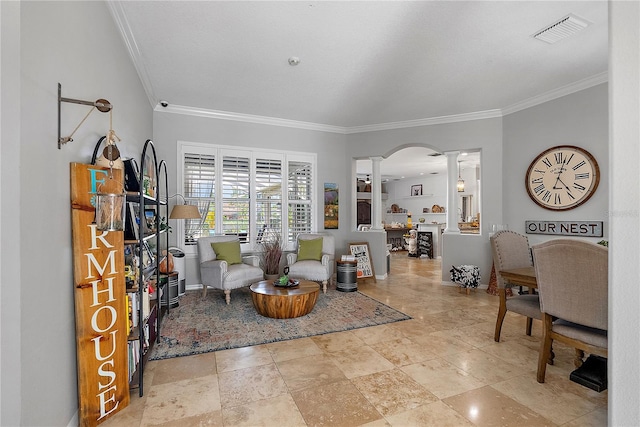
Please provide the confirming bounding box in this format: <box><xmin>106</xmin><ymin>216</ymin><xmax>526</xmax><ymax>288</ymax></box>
<box><xmin>264</xmin><ymin>273</ymin><xmax>279</xmax><ymax>282</ymax></box>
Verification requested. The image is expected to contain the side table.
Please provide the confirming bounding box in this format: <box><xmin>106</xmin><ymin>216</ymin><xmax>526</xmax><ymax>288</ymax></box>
<box><xmin>336</xmin><ymin>260</ymin><xmax>358</xmax><ymax>292</ymax></box>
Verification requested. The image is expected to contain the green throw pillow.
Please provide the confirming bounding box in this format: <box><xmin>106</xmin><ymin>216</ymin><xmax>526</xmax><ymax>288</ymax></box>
<box><xmin>297</xmin><ymin>238</ymin><xmax>323</xmax><ymax>261</ymax></box>
<box><xmin>211</xmin><ymin>241</ymin><xmax>242</xmax><ymax>265</ymax></box>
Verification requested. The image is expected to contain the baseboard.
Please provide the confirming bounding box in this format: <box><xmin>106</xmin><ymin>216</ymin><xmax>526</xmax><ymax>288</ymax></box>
<box><xmin>67</xmin><ymin>411</ymin><xmax>78</xmax><ymax>427</ymax></box>
<box><xmin>186</xmin><ymin>283</ymin><xmax>204</xmax><ymax>292</ymax></box>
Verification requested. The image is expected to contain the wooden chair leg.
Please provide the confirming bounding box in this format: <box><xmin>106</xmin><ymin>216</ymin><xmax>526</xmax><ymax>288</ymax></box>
<box><xmin>574</xmin><ymin>349</ymin><xmax>585</xmax><ymax>368</ymax></box>
<box><xmin>537</xmin><ymin>314</ymin><xmax>554</xmax><ymax>383</ymax></box>
<box><xmin>202</xmin><ymin>284</ymin><xmax>208</xmax><ymax>297</ymax></box>
<box><xmin>322</xmin><ymin>280</ymin><xmax>327</xmax><ymax>293</ymax></box>
<box><xmin>526</xmin><ymin>317</ymin><xmax>533</xmax><ymax>336</ymax></box>
<box><xmin>494</xmin><ymin>289</ymin><xmax>507</xmax><ymax>342</ymax></box>
<box><xmin>224</xmin><ymin>289</ymin><xmax>231</xmax><ymax>305</ymax></box>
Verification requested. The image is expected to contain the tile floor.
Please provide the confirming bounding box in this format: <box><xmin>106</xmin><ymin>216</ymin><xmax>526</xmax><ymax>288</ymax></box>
<box><xmin>103</xmin><ymin>253</ymin><xmax>608</xmax><ymax>426</ymax></box>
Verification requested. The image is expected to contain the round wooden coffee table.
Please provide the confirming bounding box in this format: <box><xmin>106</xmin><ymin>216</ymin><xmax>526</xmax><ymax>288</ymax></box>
<box><xmin>250</xmin><ymin>280</ymin><xmax>320</xmax><ymax>319</ymax></box>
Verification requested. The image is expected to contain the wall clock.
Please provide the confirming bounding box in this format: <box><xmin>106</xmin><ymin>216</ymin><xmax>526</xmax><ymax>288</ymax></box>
<box><xmin>525</xmin><ymin>145</ymin><xmax>600</xmax><ymax>211</ymax></box>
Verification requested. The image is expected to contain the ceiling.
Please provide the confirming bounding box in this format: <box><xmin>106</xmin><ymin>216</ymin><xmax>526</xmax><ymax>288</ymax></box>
<box><xmin>109</xmin><ymin>1</ymin><xmax>608</xmax><ymax>179</ymax></box>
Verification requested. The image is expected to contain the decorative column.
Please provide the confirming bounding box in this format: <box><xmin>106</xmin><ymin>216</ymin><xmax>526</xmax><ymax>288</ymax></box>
<box><xmin>444</xmin><ymin>151</ymin><xmax>461</xmax><ymax>233</ymax></box>
<box><xmin>370</xmin><ymin>156</ymin><xmax>384</xmax><ymax>230</ymax></box>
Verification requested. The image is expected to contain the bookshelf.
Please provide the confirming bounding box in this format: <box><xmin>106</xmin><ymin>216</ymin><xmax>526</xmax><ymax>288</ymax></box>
<box><xmin>70</xmin><ymin>139</ymin><xmax>171</xmax><ymax>427</ymax></box>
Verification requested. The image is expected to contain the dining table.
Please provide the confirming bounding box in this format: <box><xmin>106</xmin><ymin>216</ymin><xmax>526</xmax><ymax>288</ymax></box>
<box><xmin>498</xmin><ymin>266</ymin><xmax>537</xmax><ymax>289</ymax></box>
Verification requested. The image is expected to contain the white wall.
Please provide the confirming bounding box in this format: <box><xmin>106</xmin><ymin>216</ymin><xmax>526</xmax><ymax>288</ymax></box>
<box><xmin>0</xmin><ymin>2</ymin><xmax>152</xmax><ymax>425</ymax></box>
<box><xmin>609</xmin><ymin>1</ymin><xmax>640</xmax><ymax>424</ymax></box>
<box><xmin>384</xmin><ymin>174</ymin><xmax>448</xmax><ymax>222</ymax></box>
<box><xmin>1</xmin><ymin>1</ymin><xmax>22</xmax><ymax>424</ymax></box>
<box><xmin>502</xmin><ymin>84</ymin><xmax>609</xmax><ymax>247</ymax></box>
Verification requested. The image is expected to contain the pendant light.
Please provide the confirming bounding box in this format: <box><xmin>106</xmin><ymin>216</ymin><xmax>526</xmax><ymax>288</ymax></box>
<box><xmin>457</xmin><ymin>161</ymin><xmax>465</xmax><ymax>193</ymax></box>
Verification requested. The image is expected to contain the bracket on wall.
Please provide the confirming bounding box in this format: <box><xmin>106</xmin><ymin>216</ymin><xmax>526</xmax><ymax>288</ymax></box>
<box><xmin>57</xmin><ymin>82</ymin><xmax>112</xmax><ymax>149</ymax></box>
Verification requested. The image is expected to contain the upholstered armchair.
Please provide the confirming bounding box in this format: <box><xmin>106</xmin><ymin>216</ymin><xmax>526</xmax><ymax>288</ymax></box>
<box><xmin>286</xmin><ymin>233</ymin><xmax>335</xmax><ymax>293</ymax></box>
<box><xmin>532</xmin><ymin>239</ymin><xmax>608</xmax><ymax>383</ymax></box>
<box><xmin>197</xmin><ymin>236</ymin><xmax>264</xmax><ymax>304</ymax></box>
<box><xmin>491</xmin><ymin>230</ymin><xmax>542</xmax><ymax>342</ymax></box>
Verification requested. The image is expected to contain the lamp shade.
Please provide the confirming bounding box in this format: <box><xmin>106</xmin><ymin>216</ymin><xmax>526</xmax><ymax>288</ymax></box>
<box><xmin>169</xmin><ymin>204</ymin><xmax>201</xmax><ymax>219</ymax></box>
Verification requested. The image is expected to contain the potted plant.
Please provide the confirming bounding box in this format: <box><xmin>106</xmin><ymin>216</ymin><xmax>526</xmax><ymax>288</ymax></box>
<box><xmin>260</xmin><ymin>230</ymin><xmax>284</xmax><ymax>281</ymax></box>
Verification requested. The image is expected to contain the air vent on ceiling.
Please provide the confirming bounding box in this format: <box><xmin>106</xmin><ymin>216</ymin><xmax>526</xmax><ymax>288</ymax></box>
<box><xmin>532</xmin><ymin>13</ymin><xmax>591</xmax><ymax>44</ymax></box>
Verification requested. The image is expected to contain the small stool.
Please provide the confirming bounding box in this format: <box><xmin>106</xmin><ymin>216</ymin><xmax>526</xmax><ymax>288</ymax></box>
<box><xmin>450</xmin><ymin>265</ymin><xmax>481</xmax><ymax>294</ymax></box>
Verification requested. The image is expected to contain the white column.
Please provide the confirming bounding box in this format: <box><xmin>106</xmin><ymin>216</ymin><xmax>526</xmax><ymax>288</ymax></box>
<box><xmin>444</xmin><ymin>151</ymin><xmax>461</xmax><ymax>233</ymax></box>
<box><xmin>370</xmin><ymin>156</ymin><xmax>383</xmax><ymax>230</ymax></box>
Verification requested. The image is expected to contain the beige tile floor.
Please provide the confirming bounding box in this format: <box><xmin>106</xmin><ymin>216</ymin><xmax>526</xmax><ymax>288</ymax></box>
<box><xmin>103</xmin><ymin>253</ymin><xmax>608</xmax><ymax>427</ymax></box>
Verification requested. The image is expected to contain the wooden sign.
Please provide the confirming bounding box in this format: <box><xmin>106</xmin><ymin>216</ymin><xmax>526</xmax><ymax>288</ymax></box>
<box><xmin>525</xmin><ymin>220</ymin><xmax>603</xmax><ymax>237</ymax></box>
<box><xmin>71</xmin><ymin>163</ymin><xmax>129</xmax><ymax>426</ymax></box>
<box><xmin>348</xmin><ymin>242</ymin><xmax>376</xmax><ymax>283</ymax></box>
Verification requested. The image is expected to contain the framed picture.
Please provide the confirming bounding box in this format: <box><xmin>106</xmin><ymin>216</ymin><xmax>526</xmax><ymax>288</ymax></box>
<box><xmin>141</xmin><ymin>240</ymin><xmax>155</xmax><ymax>268</ymax></box>
<box><xmin>411</xmin><ymin>184</ymin><xmax>423</xmax><ymax>196</ymax></box>
<box><xmin>324</xmin><ymin>182</ymin><xmax>339</xmax><ymax>229</ymax></box>
<box><xmin>348</xmin><ymin>242</ymin><xmax>376</xmax><ymax>282</ymax></box>
<box><xmin>144</xmin><ymin>208</ymin><xmax>156</xmax><ymax>233</ymax></box>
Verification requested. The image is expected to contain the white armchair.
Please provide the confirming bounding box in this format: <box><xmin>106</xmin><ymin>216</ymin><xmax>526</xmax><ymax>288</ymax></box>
<box><xmin>197</xmin><ymin>236</ymin><xmax>264</xmax><ymax>304</ymax></box>
<box><xmin>286</xmin><ymin>233</ymin><xmax>335</xmax><ymax>293</ymax></box>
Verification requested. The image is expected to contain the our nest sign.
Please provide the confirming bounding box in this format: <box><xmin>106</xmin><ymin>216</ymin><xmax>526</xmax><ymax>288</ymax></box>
<box><xmin>525</xmin><ymin>220</ymin><xmax>603</xmax><ymax>237</ymax></box>
<box><xmin>71</xmin><ymin>163</ymin><xmax>129</xmax><ymax>426</ymax></box>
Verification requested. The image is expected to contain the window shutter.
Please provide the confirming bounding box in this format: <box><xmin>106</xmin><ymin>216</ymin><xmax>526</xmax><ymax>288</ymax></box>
<box><xmin>222</xmin><ymin>156</ymin><xmax>250</xmax><ymax>242</ymax></box>
<box><xmin>256</xmin><ymin>158</ymin><xmax>282</xmax><ymax>242</ymax></box>
<box><xmin>183</xmin><ymin>153</ymin><xmax>214</xmax><ymax>244</ymax></box>
<box><xmin>288</xmin><ymin>160</ymin><xmax>312</xmax><ymax>241</ymax></box>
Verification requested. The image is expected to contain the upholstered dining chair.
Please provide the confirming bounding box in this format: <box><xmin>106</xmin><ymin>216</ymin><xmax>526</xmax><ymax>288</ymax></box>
<box><xmin>532</xmin><ymin>239</ymin><xmax>608</xmax><ymax>383</ymax></box>
<box><xmin>286</xmin><ymin>233</ymin><xmax>335</xmax><ymax>293</ymax></box>
<box><xmin>490</xmin><ymin>230</ymin><xmax>542</xmax><ymax>342</ymax></box>
<box><xmin>197</xmin><ymin>235</ymin><xmax>264</xmax><ymax>304</ymax></box>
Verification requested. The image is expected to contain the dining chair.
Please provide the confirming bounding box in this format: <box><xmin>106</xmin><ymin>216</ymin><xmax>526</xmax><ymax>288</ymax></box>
<box><xmin>490</xmin><ymin>230</ymin><xmax>541</xmax><ymax>342</ymax></box>
<box><xmin>532</xmin><ymin>239</ymin><xmax>608</xmax><ymax>383</ymax></box>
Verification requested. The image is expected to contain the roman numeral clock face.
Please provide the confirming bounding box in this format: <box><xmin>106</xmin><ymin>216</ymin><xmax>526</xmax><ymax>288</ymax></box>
<box><xmin>525</xmin><ymin>145</ymin><xmax>600</xmax><ymax>211</ymax></box>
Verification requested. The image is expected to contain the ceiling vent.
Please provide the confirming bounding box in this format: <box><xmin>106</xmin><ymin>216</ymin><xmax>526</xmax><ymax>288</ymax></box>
<box><xmin>532</xmin><ymin>14</ymin><xmax>591</xmax><ymax>44</ymax></box>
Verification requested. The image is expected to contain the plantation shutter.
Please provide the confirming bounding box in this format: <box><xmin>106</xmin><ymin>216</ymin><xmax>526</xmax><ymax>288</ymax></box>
<box><xmin>222</xmin><ymin>155</ymin><xmax>250</xmax><ymax>242</ymax></box>
<box><xmin>183</xmin><ymin>153</ymin><xmax>214</xmax><ymax>245</ymax></box>
<box><xmin>287</xmin><ymin>160</ymin><xmax>312</xmax><ymax>241</ymax></box>
<box><xmin>255</xmin><ymin>158</ymin><xmax>282</xmax><ymax>243</ymax></box>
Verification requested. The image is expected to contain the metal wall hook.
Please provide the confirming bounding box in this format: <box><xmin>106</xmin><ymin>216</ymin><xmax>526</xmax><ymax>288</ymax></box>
<box><xmin>57</xmin><ymin>83</ymin><xmax>113</xmax><ymax>149</ymax></box>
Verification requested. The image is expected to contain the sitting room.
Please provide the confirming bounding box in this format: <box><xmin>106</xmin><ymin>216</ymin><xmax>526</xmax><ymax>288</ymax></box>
<box><xmin>2</xmin><ymin>1</ymin><xmax>638</xmax><ymax>426</ymax></box>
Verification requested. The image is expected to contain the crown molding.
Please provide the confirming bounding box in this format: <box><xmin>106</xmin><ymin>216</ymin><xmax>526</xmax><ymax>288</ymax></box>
<box><xmin>344</xmin><ymin>110</ymin><xmax>503</xmax><ymax>134</ymax></box>
<box><xmin>154</xmin><ymin>104</ymin><xmax>347</xmax><ymax>134</ymax></box>
<box><xmin>501</xmin><ymin>72</ymin><xmax>608</xmax><ymax>116</ymax></box>
<box><xmin>107</xmin><ymin>1</ymin><xmax>157</xmax><ymax>109</ymax></box>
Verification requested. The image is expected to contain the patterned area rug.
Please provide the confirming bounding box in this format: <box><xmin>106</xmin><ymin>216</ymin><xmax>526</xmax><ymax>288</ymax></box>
<box><xmin>149</xmin><ymin>286</ymin><xmax>411</xmax><ymax>360</ymax></box>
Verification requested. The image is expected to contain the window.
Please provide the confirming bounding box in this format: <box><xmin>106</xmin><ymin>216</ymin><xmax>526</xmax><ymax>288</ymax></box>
<box><xmin>183</xmin><ymin>152</ymin><xmax>215</xmax><ymax>242</ymax></box>
<box><xmin>222</xmin><ymin>155</ymin><xmax>250</xmax><ymax>242</ymax></box>
<box><xmin>178</xmin><ymin>142</ymin><xmax>316</xmax><ymax>253</ymax></box>
<box><xmin>287</xmin><ymin>160</ymin><xmax>312</xmax><ymax>242</ymax></box>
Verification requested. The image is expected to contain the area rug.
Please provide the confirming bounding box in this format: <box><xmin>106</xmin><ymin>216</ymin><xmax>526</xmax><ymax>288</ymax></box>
<box><xmin>149</xmin><ymin>286</ymin><xmax>411</xmax><ymax>360</ymax></box>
